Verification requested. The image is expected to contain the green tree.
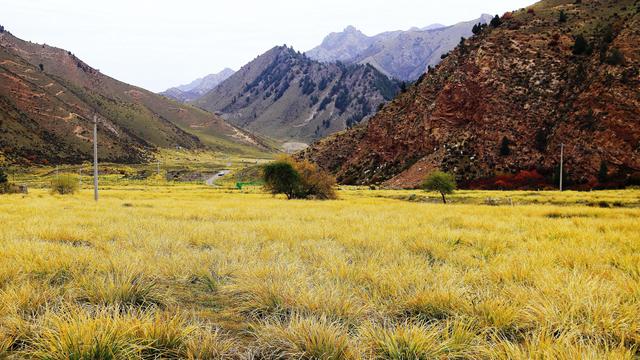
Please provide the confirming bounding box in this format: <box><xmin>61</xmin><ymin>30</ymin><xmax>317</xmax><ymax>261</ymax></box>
<box><xmin>0</xmin><ymin>168</ymin><xmax>7</xmax><ymax>184</ymax></box>
<box><xmin>263</xmin><ymin>157</ymin><xmax>337</xmax><ymax>200</ymax></box>
<box><xmin>422</xmin><ymin>171</ymin><xmax>457</xmax><ymax>204</ymax></box>
<box><xmin>38</xmin><ymin>63</ymin><xmax>44</xmax><ymax>71</ymax></box>
<box><xmin>263</xmin><ymin>161</ymin><xmax>301</xmax><ymax>200</ymax></box>
<box><xmin>598</xmin><ymin>160</ymin><xmax>608</xmax><ymax>184</ymax></box>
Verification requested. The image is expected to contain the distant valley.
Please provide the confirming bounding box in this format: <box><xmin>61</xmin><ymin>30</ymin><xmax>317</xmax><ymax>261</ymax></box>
<box><xmin>161</xmin><ymin>68</ymin><xmax>235</xmax><ymax>102</ymax></box>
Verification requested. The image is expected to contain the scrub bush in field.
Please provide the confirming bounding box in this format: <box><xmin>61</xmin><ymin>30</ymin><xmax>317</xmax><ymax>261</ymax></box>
<box><xmin>263</xmin><ymin>161</ymin><xmax>301</xmax><ymax>200</ymax></box>
<box><xmin>50</xmin><ymin>174</ymin><xmax>79</xmax><ymax>195</ymax></box>
<box><xmin>263</xmin><ymin>156</ymin><xmax>337</xmax><ymax>200</ymax></box>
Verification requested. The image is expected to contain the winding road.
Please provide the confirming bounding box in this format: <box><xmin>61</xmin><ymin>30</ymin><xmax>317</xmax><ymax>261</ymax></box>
<box><xmin>205</xmin><ymin>170</ymin><xmax>231</xmax><ymax>186</ymax></box>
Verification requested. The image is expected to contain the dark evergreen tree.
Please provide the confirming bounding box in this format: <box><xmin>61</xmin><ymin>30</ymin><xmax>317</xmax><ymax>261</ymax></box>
<box><xmin>499</xmin><ymin>137</ymin><xmax>511</xmax><ymax>156</ymax></box>
<box><xmin>490</xmin><ymin>15</ymin><xmax>502</xmax><ymax>28</ymax></box>
<box><xmin>605</xmin><ymin>48</ymin><xmax>625</xmax><ymax>66</ymax></box>
<box><xmin>559</xmin><ymin>10</ymin><xmax>568</xmax><ymax>23</ymax></box>
<box><xmin>0</xmin><ymin>169</ymin><xmax>7</xmax><ymax>184</ymax></box>
<box><xmin>459</xmin><ymin>37</ymin><xmax>467</xmax><ymax>54</ymax></box>
<box><xmin>572</xmin><ymin>35</ymin><xmax>589</xmax><ymax>55</ymax></box>
<box><xmin>534</xmin><ymin>130</ymin><xmax>548</xmax><ymax>152</ymax></box>
<box><xmin>598</xmin><ymin>161</ymin><xmax>609</xmax><ymax>183</ymax></box>
<box><xmin>38</xmin><ymin>63</ymin><xmax>44</xmax><ymax>71</ymax></box>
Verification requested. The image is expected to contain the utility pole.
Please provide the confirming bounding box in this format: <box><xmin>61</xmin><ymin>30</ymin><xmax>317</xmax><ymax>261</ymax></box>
<box><xmin>93</xmin><ymin>114</ymin><xmax>99</xmax><ymax>202</ymax></box>
<box><xmin>559</xmin><ymin>143</ymin><xmax>564</xmax><ymax>192</ymax></box>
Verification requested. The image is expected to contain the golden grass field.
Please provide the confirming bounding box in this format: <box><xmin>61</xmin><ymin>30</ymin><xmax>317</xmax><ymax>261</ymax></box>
<box><xmin>0</xmin><ymin>179</ymin><xmax>639</xmax><ymax>358</ymax></box>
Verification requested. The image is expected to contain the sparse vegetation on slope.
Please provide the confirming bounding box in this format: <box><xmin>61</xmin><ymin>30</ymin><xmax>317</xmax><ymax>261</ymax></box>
<box><xmin>195</xmin><ymin>46</ymin><xmax>400</xmax><ymax>142</ymax></box>
<box><xmin>0</xmin><ymin>31</ymin><xmax>268</xmax><ymax>166</ymax></box>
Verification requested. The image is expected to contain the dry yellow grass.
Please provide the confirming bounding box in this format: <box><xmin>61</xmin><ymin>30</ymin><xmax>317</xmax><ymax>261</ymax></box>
<box><xmin>0</xmin><ymin>185</ymin><xmax>639</xmax><ymax>358</ymax></box>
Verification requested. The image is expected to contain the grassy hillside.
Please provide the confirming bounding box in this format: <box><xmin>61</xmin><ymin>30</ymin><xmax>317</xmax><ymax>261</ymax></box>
<box><xmin>0</xmin><ymin>30</ymin><xmax>270</xmax><ymax>165</ymax></box>
<box><xmin>0</xmin><ymin>184</ymin><xmax>638</xmax><ymax>358</ymax></box>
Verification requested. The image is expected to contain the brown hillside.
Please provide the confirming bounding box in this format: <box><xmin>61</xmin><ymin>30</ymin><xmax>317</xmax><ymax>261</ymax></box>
<box><xmin>0</xmin><ymin>31</ymin><xmax>265</xmax><ymax>165</ymax></box>
<box><xmin>301</xmin><ymin>0</ymin><xmax>640</xmax><ymax>189</ymax></box>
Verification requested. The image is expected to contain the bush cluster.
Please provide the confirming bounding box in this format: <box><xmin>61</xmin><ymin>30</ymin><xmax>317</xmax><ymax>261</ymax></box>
<box><xmin>50</xmin><ymin>174</ymin><xmax>79</xmax><ymax>195</ymax></box>
<box><xmin>0</xmin><ymin>168</ymin><xmax>22</xmax><ymax>194</ymax></box>
<box><xmin>263</xmin><ymin>156</ymin><xmax>337</xmax><ymax>200</ymax></box>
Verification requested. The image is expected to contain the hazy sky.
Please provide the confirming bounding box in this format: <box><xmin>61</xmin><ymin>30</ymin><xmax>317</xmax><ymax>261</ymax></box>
<box><xmin>1</xmin><ymin>0</ymin><xmax>534</xmax><ymax>92</ymax></box>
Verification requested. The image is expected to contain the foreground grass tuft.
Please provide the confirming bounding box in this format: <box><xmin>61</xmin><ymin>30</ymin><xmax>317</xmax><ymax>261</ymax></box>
<box><xmin>77</xmin><ymin>268</ymin><xmax>167</xmax><ymax>308</ymax></box>
<box><xmin>252</xmin><ymin>315</ymin><xmax>355</xmax><ymax>359</ymax></box>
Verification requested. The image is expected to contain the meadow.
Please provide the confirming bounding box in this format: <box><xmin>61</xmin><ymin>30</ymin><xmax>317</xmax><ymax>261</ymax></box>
<box><xmin>0</xmin><ymin>178</ymin><xmax>639</xmax><ymax>358</ymax></box>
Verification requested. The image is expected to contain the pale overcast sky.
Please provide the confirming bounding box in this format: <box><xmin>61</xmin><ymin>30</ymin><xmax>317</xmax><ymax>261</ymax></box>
<box><xmin>0</xmin><ymin>0</ymin><xmax>534</xmax><ymax>92</ymax></box>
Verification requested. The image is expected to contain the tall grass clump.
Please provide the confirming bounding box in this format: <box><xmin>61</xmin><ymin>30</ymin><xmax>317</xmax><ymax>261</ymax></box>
<box><xmin>50</xmin><ymin>174</ymin><xmax>79</xmax><ymax>195</ymax></box>
<box><xmin>29</xmin><ymin>307</ymin><xmax>200</xmax><ymax>360</ymax></box>
<box><xmin>29</xmin><ymin>308</ymin><xmax>142</xmax><ymax>360</ymax></box>
<box><xmin>77</xmin><ymin>269</ymin><xmax>167</xmax><ymax>308</ymax></box>
<box><xmin>185</xmin><ymin>327</ymin><xmax>239</xmax><ymax>360</ymax></box>
<box><xmin>359</xmin><ymin>321</ymin><xmax>480</xmax><ymax>359</ymax></box>
<box><xmin>251</xmin><ymin>315</ymin><xmax>355</xmax><ymax>359</ymax></box>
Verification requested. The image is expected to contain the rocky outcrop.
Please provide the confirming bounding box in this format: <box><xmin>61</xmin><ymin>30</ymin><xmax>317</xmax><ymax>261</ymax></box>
<box><xmin>301</xmin><ymin>0</ymin><xmax>640</xmax><ymax>189</ymax></box>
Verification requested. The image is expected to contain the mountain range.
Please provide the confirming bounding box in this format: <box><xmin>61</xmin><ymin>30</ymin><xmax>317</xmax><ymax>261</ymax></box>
<box><xmin>0</xmin><ymin>30</ymin><xmax>267</xmax><ymax>165</ymax></box>
<box><xmin>306</xmin><ymin>14</ymin><xmax>494</xmax><ymax>81</ymax></box>
<box><xmin>161</xmin><ymin>68</ymin><xmax>235</xmax><ymax>102</ymax></box>
<box><xmin>165</xmin><ymin>16</ymin><xmax>491</xmax><ymax>144</ymax></box>
<box><xmin>301</xmin><ymin>0</ymin><xmax>640</xmax><ymax>189</ymax></box>
<box><xmin>194</xmin><ymin>46</ymin><xmax>400</xmax><ymax>143</ymax></box>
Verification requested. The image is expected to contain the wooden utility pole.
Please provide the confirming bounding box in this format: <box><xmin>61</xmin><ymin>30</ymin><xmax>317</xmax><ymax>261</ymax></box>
<box><xmin>93</xmin><ymin>114</ymin><xmax>99</xmax><ymax>201</ymax></box>
<box><xmin>559</xmin><ymin>143</ymin><xmax>564</xmax><ymax>192</ymax></box>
